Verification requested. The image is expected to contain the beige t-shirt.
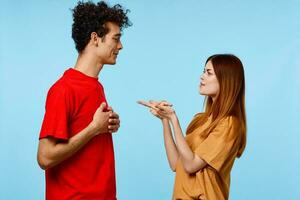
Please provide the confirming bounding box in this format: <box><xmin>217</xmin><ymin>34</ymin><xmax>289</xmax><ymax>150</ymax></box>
<box><xmin>172</xmin><ymin>116</ymin><xmax>242</xmax><ymax>200</ymax></box>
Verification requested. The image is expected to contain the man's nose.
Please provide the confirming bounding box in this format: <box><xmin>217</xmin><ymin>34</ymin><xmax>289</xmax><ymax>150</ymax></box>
<box><xmin>118</xmin><ymin>41</ymin><xmax>123</xmax><ymax>50</ymax></box>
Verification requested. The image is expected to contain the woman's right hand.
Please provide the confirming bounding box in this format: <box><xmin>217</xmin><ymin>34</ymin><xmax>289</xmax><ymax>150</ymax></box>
<box><xmin>137</xmin><ymin>100</ymin><xmax>172</xmax><ymax>120</ymax></box>
<box><xmin>149</xmin><ymin>100</ymin><xmax>164</xmax><ymax>120</ymax></box>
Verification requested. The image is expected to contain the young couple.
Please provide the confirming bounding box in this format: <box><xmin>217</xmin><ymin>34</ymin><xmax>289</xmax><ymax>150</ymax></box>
<box><xmin>37</xmin><ymin>1</ymin><xmax>246</xmax><ymax>200</ymax></box>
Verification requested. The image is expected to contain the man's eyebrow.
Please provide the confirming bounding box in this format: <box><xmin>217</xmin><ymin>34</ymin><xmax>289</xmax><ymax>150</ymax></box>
<box><xmin>114</xmin><ymin>33</ymin><xmax>122</xmax><ymax>37</ymax></box>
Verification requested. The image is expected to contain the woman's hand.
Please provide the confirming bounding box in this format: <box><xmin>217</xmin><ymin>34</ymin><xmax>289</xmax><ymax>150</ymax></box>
<box><xmin>155</xmin><ymin>101</ymin><xmax>176</xmax><ymax>120</ymax></box>
<box><xmin>137</xmin><ymin>100</ymin><xmax>174</xmax><ymax>120</ymax></box>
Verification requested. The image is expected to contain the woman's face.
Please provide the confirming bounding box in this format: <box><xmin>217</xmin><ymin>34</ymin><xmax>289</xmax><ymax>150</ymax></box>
<box><xmin>199</xmin><ymin>60</ymin><xmax>220</xmax><ymax>101</ymax></box>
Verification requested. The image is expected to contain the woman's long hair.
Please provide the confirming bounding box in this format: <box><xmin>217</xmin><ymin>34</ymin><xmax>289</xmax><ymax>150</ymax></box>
<box><xmin>186</xmin><ymin>54</ymin><xmax>246</xmax><ymax>157</ymax></box>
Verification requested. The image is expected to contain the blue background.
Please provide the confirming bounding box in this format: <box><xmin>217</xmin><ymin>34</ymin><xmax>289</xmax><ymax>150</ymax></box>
<box><xmin>1</xmin><ymin>0</ymin><xmax>299</xmax><ymax>199</ymax></box>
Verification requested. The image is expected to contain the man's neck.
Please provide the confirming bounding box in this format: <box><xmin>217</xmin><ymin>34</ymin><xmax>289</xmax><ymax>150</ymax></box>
<box><xmin>74</xmin><ymin>52</ymin><xmax>103</xmax><ymax>78</ymax></box>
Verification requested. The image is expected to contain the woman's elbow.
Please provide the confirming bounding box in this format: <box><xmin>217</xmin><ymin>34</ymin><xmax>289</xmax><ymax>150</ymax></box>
<box><xmin>183</xmin><ymin>156</ymin><xmax>207</xmax><ymax>174</ymax></box>
<box><xmin>183</xmin><ymin>165</ymin><xmax>196</xmax><ymax>174</ymax></box>
<box><xmin>182</xmin><ymin>161</ymin><xmax>203</xmax><ymax>174</ymax></box>
<box><xmin>170</xmin><ymin>159</ymin><xmax>178</xmax><ymax>172</ymax></box>
<box><xmin>170</xmin><ymin>165</ymin><xmax>176</xmax><ymax>172</ymax></box>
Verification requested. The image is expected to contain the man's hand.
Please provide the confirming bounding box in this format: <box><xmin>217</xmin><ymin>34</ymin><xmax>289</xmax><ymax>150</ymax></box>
<box><xmin>107</xmin><ymin>106</ymin><xmax>120</xmax><ymax>133</ymax></box>
<box><xmin>90</xmin><ymin>102</ymin><xmax>111</xmax><ymax>135</ymax></box>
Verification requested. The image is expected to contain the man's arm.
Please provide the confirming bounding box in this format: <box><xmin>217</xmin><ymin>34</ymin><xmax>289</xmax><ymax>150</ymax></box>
<box><xmin>37</xmin><ymin>102</ymin><xmax>120</xmax><ymax>170</ymax></box>
<box><xmin>37</xmin><ymin>124</ymin><xmax>101</xmax><ymax>170</ymax></box>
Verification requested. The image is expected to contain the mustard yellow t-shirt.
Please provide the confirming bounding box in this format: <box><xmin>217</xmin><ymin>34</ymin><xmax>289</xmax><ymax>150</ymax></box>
<box><xmin>172</xmin><ymin>116</ymin><xmax>242</xmax><ymax>200</ymax></box>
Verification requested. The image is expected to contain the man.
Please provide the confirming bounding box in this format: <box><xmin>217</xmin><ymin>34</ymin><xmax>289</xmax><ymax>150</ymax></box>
<box><xmin>37</xmin><ymin>1</ymin><xmax>131</xmax><ymax>199</ymax></box>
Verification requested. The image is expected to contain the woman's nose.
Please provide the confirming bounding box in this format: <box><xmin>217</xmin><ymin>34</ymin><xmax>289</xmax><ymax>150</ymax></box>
<box><xmin>200</xmin><ymin>74</ymin><xmax>204</xmax><ymax>81</ymax></box>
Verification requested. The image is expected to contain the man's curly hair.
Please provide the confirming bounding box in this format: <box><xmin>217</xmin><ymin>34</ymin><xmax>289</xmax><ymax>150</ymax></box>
<box><xmin>71</xmin><ymin>1</ymin><xmax>131</xmax><ymax>53</ymax></box>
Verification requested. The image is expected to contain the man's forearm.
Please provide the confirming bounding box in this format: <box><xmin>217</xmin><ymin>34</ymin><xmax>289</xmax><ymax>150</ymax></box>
<box><xmin>37</xmin><ymin>124</ymin><xmax>98</xmax><ymax>170</ymax></box>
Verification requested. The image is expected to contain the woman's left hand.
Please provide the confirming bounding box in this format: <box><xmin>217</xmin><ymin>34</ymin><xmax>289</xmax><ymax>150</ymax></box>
<box><xmin>155</xmin><ymin>101</ymin><xmax>176</xmax><ymax>120</ymax></box>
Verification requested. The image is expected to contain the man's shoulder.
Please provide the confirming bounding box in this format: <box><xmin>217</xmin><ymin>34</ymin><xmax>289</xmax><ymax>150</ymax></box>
<box><xmin>47</xmin><ymin>73</ymin><xmax>73</xmax><ymax>96</ymax></box>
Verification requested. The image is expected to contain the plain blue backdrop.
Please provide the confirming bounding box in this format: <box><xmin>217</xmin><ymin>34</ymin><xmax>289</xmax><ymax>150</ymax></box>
<box><xmin>1</xmin><ymin>0</ymin><xmax>299</xmax><ymax>199</ymax></box>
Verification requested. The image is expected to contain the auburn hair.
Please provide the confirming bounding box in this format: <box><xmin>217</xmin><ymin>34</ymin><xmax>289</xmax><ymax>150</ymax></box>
<box><xmin>186</xmin><ymin>54</ymin><xmax>246</xmax><ymax>157</ymax></box>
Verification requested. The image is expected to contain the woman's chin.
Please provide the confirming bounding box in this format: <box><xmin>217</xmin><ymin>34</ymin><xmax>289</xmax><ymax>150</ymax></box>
<box><xmin>198</xmin><ymin>88</ymin><xmax>205</xmax><ymax>95</ymax></box>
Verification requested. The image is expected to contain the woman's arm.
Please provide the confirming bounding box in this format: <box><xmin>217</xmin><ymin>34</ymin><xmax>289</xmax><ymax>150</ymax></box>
<box><xmin>170</xmin><ymin>114</ymin><xmax>207</xmax><ymax>174</ymax></box>
<box><xmin>162</xmin><ymin>119</ymin><xmax>179</xmax><ymax>171</ymax></box>
<box><xmin>156</xmin><ymin>103</ymin><xmax>207</xmax><ymax>174</ymax></box>
<box><xmin>140</xmin><ymin>100</ymin><xmax>179</xmax><ymax>171</ymax></box>
<box><xmin>139</xmin><ymin>100</ymin><xmax>205</xmax><ymax>173</ymax></box>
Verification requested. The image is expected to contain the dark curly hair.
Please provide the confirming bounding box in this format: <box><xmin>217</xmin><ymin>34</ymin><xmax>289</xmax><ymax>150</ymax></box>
<box><xmin>71</xmin><ymin>1</ymin><xmax>131</xmax><ymax>52</ymax></box>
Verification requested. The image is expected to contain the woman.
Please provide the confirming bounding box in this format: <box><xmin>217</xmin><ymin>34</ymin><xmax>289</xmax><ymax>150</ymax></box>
<box><xmin>138</xmin><ymin>54</ymin><xmax>246</xmax><ymax>200</ymax></box>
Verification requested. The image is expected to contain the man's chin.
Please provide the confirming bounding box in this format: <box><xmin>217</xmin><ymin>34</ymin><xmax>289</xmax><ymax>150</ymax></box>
<box><xmin>105</xmin><ymin>61</ymin><xmax>117</xmax><ymax>65</ymax></box>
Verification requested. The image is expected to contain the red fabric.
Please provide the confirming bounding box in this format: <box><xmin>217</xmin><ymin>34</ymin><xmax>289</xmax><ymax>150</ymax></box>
<box><xmin>39</xmin><ymin>68</ymin><xmax>116</xmax><ymax>200</ymax></box>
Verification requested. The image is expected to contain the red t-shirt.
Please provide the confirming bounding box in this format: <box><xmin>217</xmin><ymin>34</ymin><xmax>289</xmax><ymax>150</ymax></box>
<box><xmin>39</xmin><ymin>68</ymin><xmax>116</xmax><ymax>200</ymax></box>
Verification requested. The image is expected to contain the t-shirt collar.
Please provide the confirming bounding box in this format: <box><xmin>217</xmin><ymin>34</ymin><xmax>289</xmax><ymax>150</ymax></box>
<box><xmin>65</xmin><ymin>68</ymin><xmax>99</xmax><ymax>81</ymax></box>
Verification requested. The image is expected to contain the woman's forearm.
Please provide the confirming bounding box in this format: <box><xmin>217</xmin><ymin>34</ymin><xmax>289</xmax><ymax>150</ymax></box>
<box><xmin>170</xmin><ymin>115</ymin><xmax>194</xmax><ymax>161</ymax></box>
<box><xmin>162</xmin><ymin>119</ymin><xmax>179</xmax><ymax>171</ymax></box>
<box><xmin>170</xmin><ymin>114</ymin><xmax>206</xmax><ymax>173</ymax></box>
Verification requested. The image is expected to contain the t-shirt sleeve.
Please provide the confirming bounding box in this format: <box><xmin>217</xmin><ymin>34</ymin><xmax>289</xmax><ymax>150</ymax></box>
<box><xmin>39</xmin><ymin>84</ymin><xmax>71</xmax><ymax>140</ymax></box>
<box><xmin>194</xmin><ymin>117</ymin><xmax>241</xmax><ymax>172</ymax></box>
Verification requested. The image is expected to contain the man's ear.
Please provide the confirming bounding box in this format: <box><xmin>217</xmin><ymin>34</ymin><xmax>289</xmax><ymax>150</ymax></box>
<box><xmin>90</xmin><ymin>32</ymin><xmax>100</xmax><ymax>46</ymax></box>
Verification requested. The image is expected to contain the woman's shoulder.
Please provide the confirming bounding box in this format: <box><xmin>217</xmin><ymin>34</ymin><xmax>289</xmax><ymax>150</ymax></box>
<box><xmin>220</xmin><ymin>115</ymin><xmax>239</xmax><ymax>125</ymax></box>
<box><xmin>193</xmin><ymin>112</ymin><xmax>204</xmax><ymax>117</ymax></box>
<box><xmin>216</xmin><ymin>115</ymin><xmax>241</xmax><ymax>135</ymax></box>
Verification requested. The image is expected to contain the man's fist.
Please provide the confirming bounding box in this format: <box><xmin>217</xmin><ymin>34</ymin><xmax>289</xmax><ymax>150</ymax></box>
<box><xmin>90</xmin><ymin>102</ymin><xmax>111</xmax><ymax>135</ymax></box>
